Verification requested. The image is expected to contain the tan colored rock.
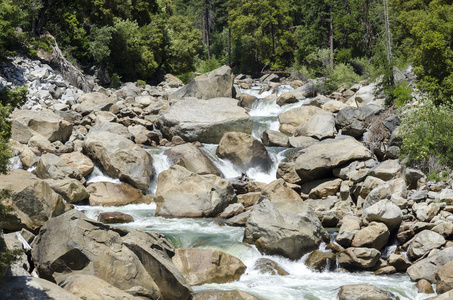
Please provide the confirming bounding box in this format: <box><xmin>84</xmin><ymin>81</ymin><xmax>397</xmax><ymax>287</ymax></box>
<box><xmin>84</xmin><ymin>131</ymin><xmax>153</xmax><ymax>190</ymax></box>
<box><xmin>164</xmin><ymin>143</ymin><xmax>221</xmax><ymax>176</ymax></box>
<box><xmin>87</xmin><ymin>182</ymin><xmax>147</xmax><ymax>206</ymax></box>
<box><xmin>98</xmin><ymin>212</ymin><xmax>134</xmax><ymax>224</ymax></box>
<box><xmin>295</xmin><ymin>138</ymin><xmax>372</xmax><ymax>182</ymax></box>
<box><xmin>407</xmin><ymin>230</ymin><xmax>446</xmax><ymax>260</ymax></box>
<box><xmin>28</xmin><ymin>135</ymin><xmax>57</xmax><ymax>153</ymax></box>
<box><xmin>352</xmin><ymin>222</ymin><xmax>390</xmax><ymax>250</ymax></box>
<box><xmin>0</xmin><ymin>169</ymin><xmax>66</xmax><ymax>231</ymax></box>
<box><xmin>253</xmin><ymin>258</ymin><xmax>289</xmax><ymax>276</ymax></box>
<box><xmin>11</xmin><ymin>109</ymin><xmax>73</xmax><ymax>143</ymax></box>
<box><xmin>59</xmin><ymin>152</ymin><xmax>95</xmax><ymax>178</ymax></box>
<box><xmin>416</xmin><ymin>279</ymin><xmax>435</xmax><ymax>294</ymax></box>
<box><xmin>277</xmin><ymin>162</ymin><xmax>302</xmax><ymax>184</ymax></box>
<box><xmin>387</xmin><ymin>254</ymin><xmax>411</xmax><ymax>272</ymax></box>
<box><xmin>294</xmin><ymin>112</ymin><xmax>336</xmax><ymax>140</ymax></box>
<box><xmin>305</xmin><ymin>250</ymin><xmax>336</xmax><ymax>271</ymax></box>
<box><xmin>195</xmin><ymin>290</ymin><xmax>259</xmax><ymax>300</ymax></box>
<box><xmin>363</xmin><ymin>199</ymin><xmax>403</xmax><ymax>231</ymax></box>
<box><xmin>338</xmin><ymin>247</ymin><xmax>381</xmax><ymax>270</ymax></box>
<box><xmin>278</xmin><ymin>105</ymin><xmax>323</xmax><ymax>134</ymax></box>
<box><xmin>217</xmin><ymin>132</ymin><xmax>272</xmax><ymax>172</ymax></box>
<box><xmin>73</xmin><ymin>92</ymin><xmax>116</xmax><ymax>116</ymax></box>
<box><xmin>19</xmin><ymin>145</ymin><xmax>38</xmax><ymax>168</ymax></box>
<box><xmin>322</xmin><ymin>100</ymin><xmax>348</xmax><ymax>113</ymax></box>
<box><xmin>172</xmin><ymin>248</ymin><xmax>246</xmax><ymax>285</ymax></box>
<box><xmin>237</xmin><ymin>192</ymin><xmax>261</xmax><ymax>208</ymax></box>
<box><xmin>338</xmin><ymin>283</ymin><xmax>397</xmax><ymax>300</ymax></box>
<box><xmin>307</xmin><ymin>178</ymin><xmax>342</xmax><ymax>199</ymax></box>
<box><xmin>368</xmin><ymin>159</ymin><xmax>402</xmax><ymax>181</ymax></box>
<box><xmin>36</xmin><ymin>153</ymin><xmax>82</xmax><ymax>180</ymax></box>
<box><xmin>45</xmin><ymin>178</ymin><xmax>89</xmax><ymax>204</ymax></box>
<box><xmin>155</xmin><ymin>165</ymin><xmax>237</xmax><ymax>218</ymax></box>
<box><xmin>336</xmin><ymin>215</ymin><xmax>361</xmax><ymax>248</ymax></box>
<box><xmin>60</xmin><ymin>274</ymin><xmax>140</xmax><ymax>300</ymax></box>
<box><xmin>261</xmin><ymin>179</ymin><xmax>303</xmax><ymax>203</ymax></box>
<box><xmin>373</xmin><ymin>266</ymin><xmax>396</xmax><ymax>275</ymax></box>
<box><xmin>436</xmin><ymin>261</ymin><xmax>453</xmax><ymax>294</ymax></box>
<box><xmin>261</xmin><ymin>130</ymin><xmax>289</xmax><ymax>147</ymax></box>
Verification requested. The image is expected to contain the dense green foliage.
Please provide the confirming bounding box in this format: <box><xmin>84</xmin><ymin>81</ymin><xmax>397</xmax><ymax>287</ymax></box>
<box><xmin>0</xmin><ymin>0</ymin><xmax>452</xmax><ymax>103</ymax></box>
<box><xmin>399</xmin><ymin>100</ymin><xmax>453</xmax><ymax>174</ymax></box>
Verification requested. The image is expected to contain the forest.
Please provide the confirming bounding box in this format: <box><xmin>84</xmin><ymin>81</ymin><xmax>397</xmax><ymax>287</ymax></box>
<box><xmin>0</xmin><ymin>0</ymin><xmax>452</xmax><ymax>104</ymax></box>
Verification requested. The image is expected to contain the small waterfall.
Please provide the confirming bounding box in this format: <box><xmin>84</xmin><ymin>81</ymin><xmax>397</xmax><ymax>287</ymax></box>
<box><xmin>8</xmin><ymin>156</ymin><xmax>22</xmax><ymax>170</ymax></box>
<box><xmin>86</xmin><ymin>165</ymin><xmax>121</xmax><ymax>184</ymax></box>
<box><xmin>146</xmin><ymin>148</ymin><xmax>173</xmax><ymax>194</ymax></box>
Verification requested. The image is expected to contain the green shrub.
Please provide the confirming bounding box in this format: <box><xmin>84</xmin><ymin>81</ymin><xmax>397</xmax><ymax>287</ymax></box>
<box><xmin>110</xmin><ymin>73</ymin><xmax>122</xmax><ymax>88</ymax></box>
<box><xmin>176</xmin><ymin>72</ymin><xmax>195</xmax><ymax>84</ymax></box>
<box><xmin>399</xmin><ymin>99</ymin><xmax>453</xmax><ymax>174</ymax></box>
<box><xmin>196</xmin><ymin>56</ymin><xmax>222</xmax><ymax>74</ymax></box>
<box><xmin>136</xmin><ymin>80</ymin><xmax>146</xmax><ymax>88</ymax></box>
<box><xmin>392</xmin><ymin>81</ymin><xmax>413</xmax><ymax>108</ymax></box>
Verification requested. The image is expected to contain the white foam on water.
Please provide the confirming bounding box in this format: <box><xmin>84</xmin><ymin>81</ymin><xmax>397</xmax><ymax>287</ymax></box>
<box><xmin>8</xmin><ymin>156</ymin><xmax>22</xmax><ymax>169</ymax></box>
<box><xmin>86</xmin><ymin>165</ymin><xmax>121</xmax><ymax>184</ymax></box>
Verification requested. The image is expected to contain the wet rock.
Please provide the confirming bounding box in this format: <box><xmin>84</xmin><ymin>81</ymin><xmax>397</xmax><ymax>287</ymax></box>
<box><xmin>216</xmin><ymin>132</ymin><xmax>272</xmax><ymax>172</ymax></box>
<box><xmin>338</xmin><ymin>247</ymin><xmax>381</xmax><ymax>270</ymax></box>
<box><xmin>172</xmin><ymin>248</ymin><xmax>246</xmax><ymax>285</ymax></box>
<box><xmin>276</xmin><ymin>81</ymin><xmax>317</xmax><ymax>106</ymax></box>
<box><xmin>261</xmin><ymin>130</ymin><xmax>289</xmax><ymax>147</ymax></box>
<box><xmin>98</xmin><ymin>212</ymin><xmax>134</xmax><ymax>224</ymax></box>
<box><xmin>244</xmin><ymin>200</ymin><xmax>329</xmax><ymax>260</ymax></box>
<box><xmin>84</xmin><ymin>131</ymin><xmax>153</xmax><ymax>190</ymax></box>
<box><xmin>373</xmin><ymin>266</ymin><xmax>396</xmax><ymax>275</ymax></box>
<box><xmin>155</xmin><ymin>165</ymin><xmax>237</xmax><ymax>218</ymax></box>
<box><xmin>0</xmin><ymin>169</ymin><xmax>66</xmax><ymax>231</ymax></box>
<box><xmin>416</xmin><ymin>279</ymin><xmax>435</xmax><ymax>294</ymax></box>
<box><xmin>338</xmin><ymin>283</ymin><xmax>398</xmax><ymax>300</ymax></box>
<box><xmin>253</xmin><ymin>258</ymin><xmax>289</xmax><ymax>276</ymax></box>
<box><xmin>157</xmin><ymin>97</ymin><xmax>253</xmax><ymax>144</ymax></box>
<box><xmin>87</xmin><ymin>182</ymin><xmax>147</xmax><ymax>206</ymax></box>
<box><xmin>387</xmin><ymin>254</ymin><xmax>411</xmax><ymax>272</ymax></box>
<box><xmin>305</xmin><ymin>250</ymin><xmax>336</xmax><ymax>271</ymax></box>
<box><xmin>165</xmin><ymin>143</ymin><xmax>221</xmax><ymax>176</ymax></box>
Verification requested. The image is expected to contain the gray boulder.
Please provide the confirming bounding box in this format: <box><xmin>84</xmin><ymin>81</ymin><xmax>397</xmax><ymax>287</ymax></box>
<box><xmin>278</xmin><ymin>105</ymin><xmax>323</xmax><ymax>135</ymax></box>
<box><xmin>0</xmin><ymin>169</ymin><xmax>66</xmax><ymax>231</ymax></box>
<box><xmin>45</xmin><ymin>178</ymin><xmax>89</xmax><ymax>204</ymax></box>
<box><xmin>336</xmin><ymin>215</ymin><xmax>361</xmax><ymax>248</ymax></box>
<box><xmin>294</xmin><ymin>112</ymin><xmax>336</xmax><ymax>140</ymax></box>
<box><xmin>72</xmin><ymin>92</ymin><xmax>116</xmax><ymax>116</ymax></box>
<box><xmin>11</xmin><ymin>109</ymin><xmax>73</xmax><ymax>143</ymax></box>
<box><xmin>216</xmin><ymin>132</ymin><xmax>272</xmax><ymax>172</ymax></box>
<box><xmin>36</xmin><ymin>153</ymin><xmax>82</xmax><ymax>180</ymax></box>
<box><xmin>155</xmin><ymin>165</ymin><xmax>237</xmax><ymax>218</ymax></box>
<box><xmin>164</xmin><ymin>143</ymin><xmax>221</xmax><ymax>176</ymax></box>
<box><xmin>338</xmin><ymin>284</ymin><xmax>398</xmax><ymax>300</ymax></box>
<box><xmin>157</xmin><ymin>97</ymin><xmax>253</xmax><ymax>144</ymax></box>
<box><xmin>170</xmin><ymin>66</ymin><xmax>234</xmax><ymax>100</ymax></box>
<box><xmin>89</xmin><ymin>122</ymin><xmax>133</xmax><ymax>140</ymax></box>
<box><xmin>276</xmin><ymin>81</ymin><xmax>317</xmax><ymax>106</ymax></box>
<box><xmin>172</xmin><ymin>248</ymin><xmax>246</xmax><ymax>285</ymax></box>
<box><xmin>31</xmin><ymin>209</ymin><xmax>193</xmax><ymax>299</ymax></box>
<box><xmin>84</xmin><ymin>132</ymin><xmax>153</xmax><ymax>190</ymax></box>
<box><xmin>407</xmin><ymin>230</ymin><xmax>446</xmax><ymax>260</ymax></box>
<box><xmin>338</xmin><ymin>247</ymin><xmax>381</xmax><ymax>270</ymax></box>
<box><xmin>363</xmin><ymin>199</ymin><xmax>403</xmax><ymax>231</ymax></box>
<box><xmin>244</xmin><ymin>200</ymin><xmax>329</xmax><ymax>260</ymax></box>
<box><xmin>294</xmin><ymin>138</ymin><xmax>372</xmax><ymax>182</ymax></box>
<box><xmin>407</xmin><ymin>247</ymin><xmax>453</xmax><ymax>283</ymax></box>
<box><xmin>351</xmin><ymin>222</ymin><xmax>390</xmax><ymax>250</ymax></box>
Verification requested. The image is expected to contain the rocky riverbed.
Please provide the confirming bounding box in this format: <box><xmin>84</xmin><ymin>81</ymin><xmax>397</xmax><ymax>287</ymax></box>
<box><xmin>1</xmin><ymin>55</ymin><xmax>453</xmax><ymax>300</ymax></box>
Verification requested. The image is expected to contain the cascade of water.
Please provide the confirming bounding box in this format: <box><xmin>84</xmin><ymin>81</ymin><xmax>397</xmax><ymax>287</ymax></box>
<box><xmin>86</xmin><ymin>165</ymin><xmax>121</xmax><ymax>184</ymax></box>
<box><xmin>8</xmin><ymin>156</ymin><xmax>22</xmax><ymax>170</ymax></box>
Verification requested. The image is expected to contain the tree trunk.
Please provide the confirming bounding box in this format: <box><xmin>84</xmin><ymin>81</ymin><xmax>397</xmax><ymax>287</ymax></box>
<box><xmin>329</xmin><ymin>0</ymin><xmax>334</xmax><ymax>69</ymax></box>
<box><xmin>204</xmin><ymin>0</ymin><xmax>211</xmax><ymax>60</ymax></box>
<box><xmin>365</xmin><ymin>0</ymin><xmax>373</xmax><ymax>55</ymax></box>
<box><xmin>228</xmin><ymin>27</ymin><xmax>231</xmax><ymax>67</ymax></box>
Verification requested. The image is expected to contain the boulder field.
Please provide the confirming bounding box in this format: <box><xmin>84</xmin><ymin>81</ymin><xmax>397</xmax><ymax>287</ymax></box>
<box><xmin>1</xmin><ymin>59</ymin><xmax>453</xmax><ymax>299</ymax></box>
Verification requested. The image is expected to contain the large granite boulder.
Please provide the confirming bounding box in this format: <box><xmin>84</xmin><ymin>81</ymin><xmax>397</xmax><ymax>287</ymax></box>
<box><xmin>436</xmin><ymin>261</ymin><xmax>453</xmax><ymax>294</ymax></box>
<box><xmin>351</xmin><ymin>222</ymin><xmax>390</xmax><ymax>250</ymax></box>
<box><xmin>407</xmin><ymin>247</ymin><xmax>453</xmax><ymax>283</ymax></box>
<box><xmin>88</xmin><ymin>122</ymin><xmax>133</xmax><ymax>140</ymax></box>
<box><xmin>216</xmin><ymin>132</ymin><xmax>273</xmax><ymax>172</ymax></box>
<box><xmin>170</xmin><ymin>65</ymin><xmax>234</xmax><ymax>100</ymax></box>
<box><xmin>11</xmin><ymin>109</ymin><xmax>73</xmax><ymax>143</ymax></box>
<box><xmin>0</xmin><ymin>276</ymin><xmax>80</xmax><ymax>300</ymax></box>
<box><xmin>294</xmin><ymin>138</ymin><xmax>372</xmax><ymax>182</ymax></box>
<box><xmin>336</xmin><ymin>215</ymin><xmax>361</xmax><ymax>248</ymax></box>
<box><xmin>45</xmin><ymin>178</ymin><xmax>89</xmax><ymax>204</ymax></box>
<box><xmin>157</xmin><ymin>97</ymin><xmax>253</xmax><ymax>144</ymax></box>
<box><xmin>278</xmin><ymin>105</ymin><xmax>323</xmax><ymax>135</ymax></box>
<box><xmin>338</xmin><ymin>284</ymin><xmax>398</xmax><ymax>300</ymax></box>
<box><xmin>72</xmin><ymin>92</ymin><xmax>116</xmax><ymax>116</ymax></box>
<box><xmin>59</xmin><ymin>152</ymin><xmax>95</xmax><ymax>178</ymax></box>
<box><xmin>172</xmin><ymin>248</ymin><xmax>246</xmax><ymax>285</ymax></box>
<box><xmin>87</xmin><ymin>182</ymin><xmax>147</xmax><ymax>206</ymax></box>
<box><xmin>338</xmin><ymin>247</ymin><xmax>381</xmax><ymax>270</ymax></box>
<box><xmin>294</xmin><ymin>112</ymin><xmax>336</xmax><ymax>140</ymax></box>
<box><xmin>164</xmin><ymin>143</ymin><xmax>221</xmax><ymax>176</ymax></box>
<box><xmin>276</xmin><ymin>81</ymin><xmax>317</xmax><ymax>106</ymax></box>
<box><xmin>362</xmin><ymin>178</ymin><xmax>407</xmax><ymax>209</ymax></box>
<box><xmin>195</xmin><ymin>290</ymin><xmax>259</xmax><ymax>300</ymax></box>
<box><xmin>407</xmin><ymin>230</ymin><xmax>446</xmax><ymax>260</ymax></box>
<box><xmin>0</xmin><ymin>169</ymin><xmax>66</xmax><ymax>231</ymax></box>
<box><xmin>31</xmin><ymin>210</ymin><xmax>193</xmax><ymax>299</ymax></box>
<box><xmin>155</xmin><ymin>165</ymin><xmax>237</xmax><ymax>218</ymax></box>
<box><xmin>84</xmin><ymin>131</ymin><xmax>153</xmax><ymax>190</ymax></box>
<box><xmin>244</xmin><ymin>199</ymin><xmax>329</xmax><ymax>260</ymax></box>
<box><xmin>60</xmin><ymin>274</ymin><xmax>141</xmax><ymax>300</ymax></box>
<box><xmin>363</xmin><ymin>199</ymin><xmax>403</xmax><ymax>231</ymax></box>
<box><xmin>36</xmin><ymin>153</ymin><xmax>82</xmax><ymax>180</ymax></box>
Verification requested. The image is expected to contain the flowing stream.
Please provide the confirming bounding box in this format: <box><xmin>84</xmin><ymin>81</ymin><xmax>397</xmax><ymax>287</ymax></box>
<box><xmin>70</xmin><ymin>84</ymin><xmax>434</xmax><ymax>299</ymax></box>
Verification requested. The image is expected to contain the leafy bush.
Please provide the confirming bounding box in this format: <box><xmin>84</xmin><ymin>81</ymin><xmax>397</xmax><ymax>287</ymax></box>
<box><xmin>196</xmin><ymin>56</ymin><xmax>222</xmax><ymax>74</ymax></box>
<box><xmin>392</xmin><ymin>81</ymin><xmax>413</xmax><ymax>108</ymax></box>
<box><xmin>136</xmin><ymin>80</ymin><xmax>146</xmax><ymax>88</ymax></box>
<box><xmin>110</xmin><ymin>73</ymin><xmax>122</xmax><ymax>89</ymax></box>
<box><xmin>399</xmin><ymin>99</ymin><xmax>453</xmax><ymax>173</ymax></box>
